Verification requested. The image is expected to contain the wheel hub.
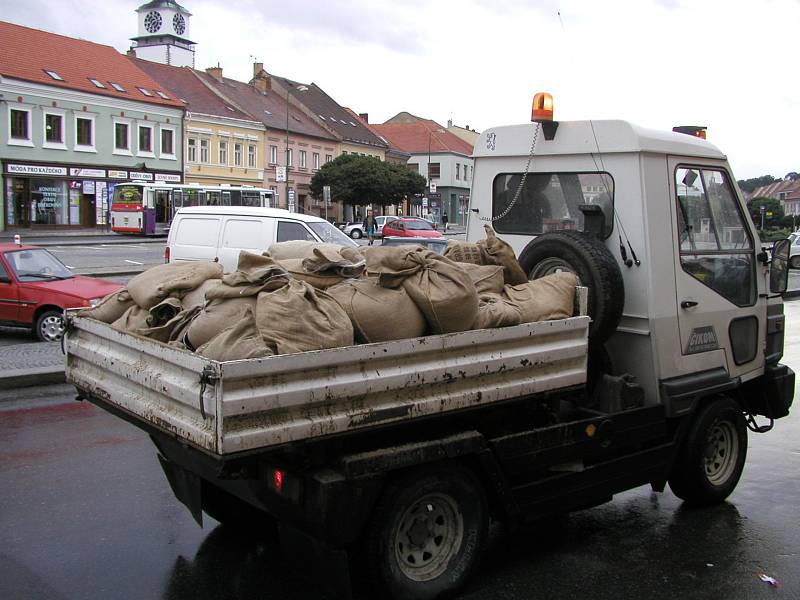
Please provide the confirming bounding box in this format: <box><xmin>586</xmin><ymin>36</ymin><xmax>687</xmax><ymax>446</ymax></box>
<box><xmin>704</xmin><ymin>421</ymin><xmax>738</xmax><ymax>485</ymax></box>
<box><xmin>41</xmin><ymin>316</ymin><xmax>65</xmax><ymax>342</ymax></box>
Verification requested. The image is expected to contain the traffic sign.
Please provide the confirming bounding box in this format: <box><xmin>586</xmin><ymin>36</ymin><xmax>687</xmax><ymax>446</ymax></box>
<box><xmin>276</xmin><ymin>166</ymin><xmax>287</xmax><ymax>182</ymax></box>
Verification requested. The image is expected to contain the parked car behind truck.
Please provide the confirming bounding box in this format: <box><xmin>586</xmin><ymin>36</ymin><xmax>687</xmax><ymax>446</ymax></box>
<box><xmin>65</xmin><ymin>98</ymin><xmax>794</xmax><ymax>600</ymax></box>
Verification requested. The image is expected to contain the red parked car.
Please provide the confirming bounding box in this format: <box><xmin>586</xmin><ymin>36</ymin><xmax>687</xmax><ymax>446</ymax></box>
<box><xmin>381</xmin><ymin>218</ymin><xmax>443</xmax><ymax>238</ymax></box>
<box><xmin>0</xmin><ymin>243</ymin><xmax>123</xmax><ymax>342</ymax></box>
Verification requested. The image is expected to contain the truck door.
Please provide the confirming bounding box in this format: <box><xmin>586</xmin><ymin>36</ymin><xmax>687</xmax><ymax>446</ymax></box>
<box><xmin>669</xmin><ymin>160</ymin><xmax>766</xmax><ymax>379</ymax></box>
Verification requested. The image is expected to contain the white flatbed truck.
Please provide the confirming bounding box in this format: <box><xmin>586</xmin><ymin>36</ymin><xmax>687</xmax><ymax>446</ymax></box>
<box><xmin>65</xmin><ymin>100</ymin><xmax>794</xmax><ymax>600</ymax></box>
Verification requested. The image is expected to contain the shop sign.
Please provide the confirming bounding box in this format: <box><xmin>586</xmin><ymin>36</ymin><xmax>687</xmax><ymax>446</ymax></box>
<box><xmin>7</xmin><ymin>163</ymin><xmax>67</xmax><ymax>176</ymax></box>
<box><xmin>155</xmin><ymin>173</ymin><xmax>182</xmax><ymax>182</ymax></box>
<box><xmin>69</xmin><ymin>168</ymin><xmax>106</xmax><ymax>178</ymax></box>
<box><xmin>82</xmin><ymin>180</ymin><xmax>96</xmax><ymax>194</ymax></box>
<box><xmin>130</xmin><ymin>171</ymin><xmax>154</xmax><ymax>181</ymax></box>
<box><xmin>108</xmin><ymin>170</ymin><xmax>128</xmax><ymax>179</ymax></box>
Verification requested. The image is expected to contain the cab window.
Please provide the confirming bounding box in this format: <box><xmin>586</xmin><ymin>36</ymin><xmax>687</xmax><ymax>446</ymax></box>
<box><xmin>492</xmin><ymin>172</ymin><xmax>614</xmax><ymax>238</ymax></box>
<box><xmin>675</xmin><ymin>167</ymin><xmax>755</xmax><ymax>306</ymax></box>
<box><xmin>277</xmin><ymin>221</ymin><xmax>315</xmax><ymax>242</ymax></box>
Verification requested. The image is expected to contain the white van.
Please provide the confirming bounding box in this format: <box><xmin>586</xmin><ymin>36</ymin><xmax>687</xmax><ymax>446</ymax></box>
<box><xmin>166</xmin><ymin>206</ymin><xmax>358</xmax><ymax>272</ymax></box>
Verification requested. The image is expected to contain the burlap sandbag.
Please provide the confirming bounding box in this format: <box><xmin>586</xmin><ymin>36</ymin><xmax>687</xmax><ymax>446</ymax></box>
<box><xmin>302</xmin><ymin>247</ymin><xmax>366</xmax><ymax>278</ymax></box>
<box><xmin>207</xmin><ymin>252</ymin><xmax>290</xmax><ymax>299</ymax></box>
<box><xmin>181</xmin><ymin>279</ymin><xmax>222</xmax><ymax>310</ymax></box>
<box><xmin>255</xmin><ymin>279</ymin><xmax>354</xmax><ymax>355</ymax></box>
<box><xmin>111</xmin><ymin>305</ymin><xmax>150</xmax><ymax>333</ymax></box>
<box><xmin>362</xmin><ymin>245</ymin><xmax>427</xmax><ymax>287</ymax></box>
<box><xmin>326</xmin><ymin>279</ymin><xmax>427</xmax><ymax>343</ymax></box>
<box><xmin>278</xmin><ymin>258</ymin><xmax>349</xmax><ymax>289</ymax></box>
<box><xmin>196</xmin><ymin>307</ymin><xmax>274</xmax><ymax>362</ymax></box>
<box><xmin>472</xmin><ymin>293</ymin><xmax>522</xmax><ymax>329</ymax></box>
<box><xmin>138</xmin><ymin>306</ymin><xmax>201</xmax><ymax>343</ymax></box>
<box><xmin>459</xmin><ymin>263</ymin><xmax>505</xmax><ymax>295</ymax></box>
<box><xmin>443</xmin><ymin>240</ymin><xmax>483</xmax><ymax>265</ymax></box>
<box><xmin>148</xmin><ymin>297</ymin><xmax>183</xmax><ymax>327</ymax></box>
<box><xmin>503</xmin><ymin>272</ymin><xmax>578</xmax><ymax>323</ymax></box>
<box><xmin>126</xmin><ymin>262</ymin><xmax>223</xmax><ymax>309</ymax></box>
<box><xmin>478</xmin><ymin>225</ymin><xmax>529</xmax><ymax>285</ymax></box>
<box><xmin>184</xmin><ymin>296</ymin><xmax>256</xmax><ymax>350</ymax></box>
<box><xmin>267</xmin><ymin>241</ymin><xmax>345</xmax><ymax>261</ymax></box>
<box><xmin>79</xmin><ymin>289</ymin><xmax>134</xmax><ymax>323</ymax></box>
<box><xmin>339</xmin><ymin>246</ymin><xmax>366</xmax><ymax>263</ymax></box>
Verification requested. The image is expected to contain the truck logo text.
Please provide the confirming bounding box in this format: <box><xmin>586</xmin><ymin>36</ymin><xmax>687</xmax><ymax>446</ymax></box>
<box><xmin>685</xmin><ymin>326</ymin><xmax>719</xmax><ymax>355</ymax></box>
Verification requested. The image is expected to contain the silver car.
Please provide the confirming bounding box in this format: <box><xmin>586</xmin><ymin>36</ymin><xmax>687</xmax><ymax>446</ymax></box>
<box><xmin>343</xmin><ymin>215</ymin><xmax>396</xmax><ymax>239</ymax></box>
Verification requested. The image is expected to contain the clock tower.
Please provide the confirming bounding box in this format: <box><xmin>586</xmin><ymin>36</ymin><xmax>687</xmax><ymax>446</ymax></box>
<box><xmin>131</xmin><ymin>1</ymin><xmax>195</xmax><ymax>67</ymax></box>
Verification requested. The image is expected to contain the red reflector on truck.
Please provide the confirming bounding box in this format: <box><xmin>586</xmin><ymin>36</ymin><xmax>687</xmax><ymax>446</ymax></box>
<box><xmin>273</xmin><ymin>469</ymin><xmax>284</xmax><ymax>493</ymax></box>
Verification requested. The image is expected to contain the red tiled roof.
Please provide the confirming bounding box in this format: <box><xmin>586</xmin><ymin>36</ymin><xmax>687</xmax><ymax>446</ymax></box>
<box><xmin>0</xmin><ymin>20</ymin><xmax>183</xmax><ymax>108</ymax></box>
<box><xmin>372</xmin><ymin>119</ymin><xmax>473</xmax><ymax>156</ymax></box>
<box><xmin>750</xmin><ymin>179</ymin><xmax>800</xmax><ymax>201</ymax></box>
<box><xmin>129</xmin><ymin>58</ymin><xmax>255</xmax><ymax>121</ymax></box>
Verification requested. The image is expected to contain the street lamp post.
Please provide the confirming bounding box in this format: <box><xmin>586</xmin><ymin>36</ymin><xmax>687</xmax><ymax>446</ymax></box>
<box><xmin>284</xmin><ymin>82</ymin><xmax>308</xmax><ymax>212</ymax></box>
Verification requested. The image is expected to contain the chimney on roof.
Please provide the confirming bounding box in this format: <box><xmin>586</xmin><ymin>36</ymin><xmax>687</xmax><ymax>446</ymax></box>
<box><xmin>447</xmin><ymin>118</ymin><xmax>453</xmax><ymax>128</ymax></box>
<box><xmin>253</xmin><ymin>62</ymin><xmax>264</xmax><ymax>77</ymax></box>
<box><xmin>206</xmin><ymin>65</ymin><xmax>223</xmax><ymax>80</ymax></box>
<box><xmin>359</xmin><ymin>113</ymin><xmax>369</xmax><ymax>123</ymax></box>
<box><xmin>127</xmin><ymin>48</ymin><xmax>136</xmax><ymax>58</ymax></box>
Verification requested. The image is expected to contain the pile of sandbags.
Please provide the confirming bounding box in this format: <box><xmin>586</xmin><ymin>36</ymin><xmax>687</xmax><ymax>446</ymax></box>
<box><xmin>80</xmin><ymin>232</ymin><xmax>577</xmax><ymax>362</ymax></box>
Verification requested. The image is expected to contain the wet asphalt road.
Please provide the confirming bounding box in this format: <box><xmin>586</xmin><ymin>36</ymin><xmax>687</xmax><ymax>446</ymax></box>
<box><xmin>1</xmin><ymin>312</ymin><xmax>799</xmax><ymax>599</ymax></box>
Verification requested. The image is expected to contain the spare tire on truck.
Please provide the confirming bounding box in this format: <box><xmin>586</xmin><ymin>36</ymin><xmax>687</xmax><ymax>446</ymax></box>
<box><xmin>518</xmin><ymin>230</ymin><xmax>624</xmax><ymax>342</ymax></box>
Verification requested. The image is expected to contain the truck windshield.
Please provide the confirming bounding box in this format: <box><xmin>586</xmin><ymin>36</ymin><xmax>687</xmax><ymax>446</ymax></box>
<box><xmin>491</xmin><ymin>172</ymin><xmax>614</xmax><ymax>238</ymax></box>
<box><xmin>6</xmin><ymin>249</ymin><xmax>73</xmax><ymax>281</ymax></box>
<box><xmin>308</xmin><ymin>221</ymin><xmax>359</xmax><ymax>246</ymax></box>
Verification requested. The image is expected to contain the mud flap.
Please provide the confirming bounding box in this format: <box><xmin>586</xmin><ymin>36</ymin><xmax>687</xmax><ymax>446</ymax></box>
<box><xmin>279</xmin><ymin>522</ymin><xmax>353</xmax><ymax>599</ymax></box>
<box><xmin>158</xmin><ymin>453</ymin><xmax>203</xmax><ymax>526</ymax></box>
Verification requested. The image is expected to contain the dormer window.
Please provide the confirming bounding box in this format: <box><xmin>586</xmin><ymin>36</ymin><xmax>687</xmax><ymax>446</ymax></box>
<box><xmin>44</xmin><ymin>70</ymin><xmax>63</xmax><ymax>81</ymax></box>
<box><xmin>109</xmin><ymin>82</ymin><xmax>126</xmax><ymax>92</ymax></box>
<box><xmin>89</xmin><ymin>78</ymin><xmax>106</xmax><ymax>89</ymax></box>
<box><xmin>137</xmin><ymin>87</ymin><xmax>153</xmax><ymax>97</ymax></box>
<box><xmin>156</xmin><ymin>91</ymin><xmax>170</xmax><ymax>99</ymax></box>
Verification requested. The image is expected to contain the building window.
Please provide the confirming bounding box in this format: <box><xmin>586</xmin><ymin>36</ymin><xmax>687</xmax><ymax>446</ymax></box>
<box><xmin>248</xmin><ymin>144</ymin><xmax>256</xmax><ymax>168</ymax></box>
<box><xmin>428</xmin><ymin>162</ymin><xmax>440</xmax><ymax>179</ymax></box>
<box><xmin>219</xmin><ymin>140</ymin><xmax>228</xmax><ymax>165</ymax></box>
<box><xmin>161</xmin><ymin>128</ymin><xmax>174</xmax><ymax>156</ymax></box>
<box><xmin>138</xmin><ymin>124</ymin><xmax>153</xmax><ymax>155</ymax></box>
<box><xmin>326</xmin><ymin>154</ymin><xmax>332</xmax><ymax>163</ymax></box>
<box><xmin>75</xmin><ymin>115</ymin><xmax>95</xmax><ymax>150</ymax></box>
<box><xmin>286</xmin><ymin>148</ymin><xmax>293</xmax><ymax>167</ymax></box>
<box><xmin>114</xmin><ymin>121</ymin><xmax>130</xmax><ymax>151</ymax></box>
<box><xmin>456</xmin><ymin>163</ymin><xmax>461</xmax><ymax>180</ymax></box>
<box><xmin>44</xmin><ymin>113</ymin><xmax>63</xmax><ymax>144</ymax></box>
<box><xmin>313</xmin><ymin>152</ymin><xmax>320</xmax><ymax>170</ymax></box>
<box><xmin>270</xmin><ymin>145</ymin><xmax>278</xmax><ymax>164</ymax></box>
<box><xmin>234</xmin><ymin>143</ymin><xmax>243</xmax><ymax>166</ymax></box>
<box><xmin>187</xmin><ymin>138</ymin><xmax>197</xmax><ymax>162</ymax></box>
<box><xmin>200</xmin><ymin>139</ymin><xmax>209</xmax><ymax>163</ymax></box>
<box><xmin>300</xmin><ymin>150</ymin><xmax>307</xmax><ymax>168</ymax></box>
<box><xmin>9</xmin><ymin>106</ymin><xmax>32</xmax><ymax>145</ymax></box>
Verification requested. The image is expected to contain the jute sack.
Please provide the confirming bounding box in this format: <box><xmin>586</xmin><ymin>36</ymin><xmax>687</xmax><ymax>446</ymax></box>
<box><xmin>278</xmin><ymin>259</ymin><xmax>348</xmax><ymax>289</ymax></box>
<box><xmin>181</xmin><ymin>279</ymin><xmax>222</xmax><ymax>310</ymax></box>
<box><xmin>138</xmin><ymin>305</ymin><xmax>201</xmax><ymax>343</ymax></box>
<box><xmin>111</xmin><ymin>305</ymin><xmax>150</xmax><ymax>333</ymax></box>
<box><xmin>326</xmin><ymin>279</ymin><xmax>427</xmax><ymax>343</ymax></box>
<box><xmin>339</xmin><ymin>246</ymin><xmax>367</xmax><ymax>263</ymax></box>
<box><xmin>362</xmin><ymin>245</ymin><xmax>427</xmax><ymax>287</ymax></box>
<box><xmin>184</xmin><ymin>296</ymin><xmax>256</xmax><ymax>350</ymax></box>
<box><xmin>503</xmin><ymin>271</ymin><xmax>578</xmax><ymax>323</ymax></box>
<box><xmin>127</xmin><ymin>262</ymin><xmax>223</xmax><ymax>309</ymax></box>
<box><xmin>207</xmin><ymin>252</ymin><xmax>290</xmax><ymax>299</ymax></box>
<box><xmin>459</xmin><ymin>263</ymin><xmax>505</xmax><ymax>295</ymax></box>
<box><xmin>478</xmin><ymin>225</ymin><xmax>529</xmax><ymax>285</ymax></box>
<box><xmin>148</xmin><ymin>297</ymin><xmax>183</xmax><ymax>327</ymax></box>
<box><xmin>255</xmin><ymin>279</ymin><xmax>354</xmax><ymax>355</ymax></box>
<box><xmin>443</xmin><ymin>240</ymin><xmax>484</xmax><ymax>265</ymax></box>
<box><xmin>196</xmin><ymin>306</ymin><xmax>274</xmax><ymax>362</ymax></box>
<box><xmin>79</xmin><ymin>289</ymin><xmax>134</xmax><ymax>323</ymax></box>
<box><xmin>302</xmin><ymin>247</ymin><xmax>366</xmax><ymax>278</ymax></box>
<box><xmin>267</xmin><ymin>241</ymin><xmax>345</xmax><ymax>261</ymax></box>
<box><xmin>472</xmin><ymin>293</ymin><xmax>522</xmax><ymax>330</ymax></box>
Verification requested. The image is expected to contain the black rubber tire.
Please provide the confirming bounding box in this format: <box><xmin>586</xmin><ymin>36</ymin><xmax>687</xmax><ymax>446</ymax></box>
<box><xmin>35</xmin><ymin>310</ymin><xmax>65</xmax><ymax>342</ymax></box>
<box><xmin>668</xmin><ymin>397</ymin><xmax>748</xmax><ymax>506</ymax></box>
<box><xmin>518</xmin><ymin>231</ymin><xmax>624</xmax><ymax>342</ymax></box>
<box><xmin>364</xmin><ymin>465</ymin><xmax>488</xmax><ymax>600</ymax></box>
<box><xmin>351</xmin><ymin>229</ymin><xmax>363</xmax><ymax>239</ymax></box>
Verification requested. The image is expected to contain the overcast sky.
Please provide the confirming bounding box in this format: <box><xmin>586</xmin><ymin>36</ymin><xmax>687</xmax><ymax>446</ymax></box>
<box><xmin>3</xmin><ymin>0</ymin><xmax>798</xmax><ymax>178</ymax></box>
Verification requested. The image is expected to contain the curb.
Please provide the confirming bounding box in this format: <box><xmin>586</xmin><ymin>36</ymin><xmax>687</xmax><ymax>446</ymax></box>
<box><xmin>0</xmin><ymin>366</ymin><xmax>65</xmax><ymax>390</ymax></box>
<box><xmin>29</xmin><ymin>238</ymin><xmax>166</xmax><ymax>247</ymax></box>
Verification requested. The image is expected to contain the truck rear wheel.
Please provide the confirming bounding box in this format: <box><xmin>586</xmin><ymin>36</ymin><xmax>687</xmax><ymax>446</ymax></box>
<box><xmin>668</xmin><ymin>397</ymin><xmax>748</xmax><ymax>506</ymax></box>
<box><xmin>518</xmin><ymin>230</ymin><xmax>624</xmax><ymax>342</ymax></box>
<box><xmin>364</xmin><ymin>465</ymin><xmax>488</xmax><ymax>600</ymax></box>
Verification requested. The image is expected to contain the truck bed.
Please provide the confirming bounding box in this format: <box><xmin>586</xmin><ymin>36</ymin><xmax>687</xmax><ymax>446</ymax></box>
<box><xmin>65</xmin><ymin>299</ymin><xmax>589</xmax><ymax>457</ymax></box>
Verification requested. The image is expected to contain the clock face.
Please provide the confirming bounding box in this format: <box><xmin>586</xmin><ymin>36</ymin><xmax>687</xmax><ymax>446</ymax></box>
<box><xmin>144</xmin><ymin>11</ymin><xmax>162</xmax><ymax>33</ymax></box>
<box><xmin>173</xmin><ymin>13</ymin><xmax>186</xmax><ymax>35</ymax></box>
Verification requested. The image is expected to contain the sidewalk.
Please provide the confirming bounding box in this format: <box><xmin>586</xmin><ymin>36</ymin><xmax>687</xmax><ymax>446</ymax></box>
<box><xmin>0</xmin><ymin>228</ymin><xmax>166</xmax><ymax>246</ymax></box>
<box><xmin>0</xmin><ymin>341</ymin><xmax>65</xmax><ymax>390</ymax></box>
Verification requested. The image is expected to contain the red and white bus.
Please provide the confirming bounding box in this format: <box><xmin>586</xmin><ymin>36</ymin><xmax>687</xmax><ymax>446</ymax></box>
<box><xmin>110</xmin><ymin>183</ymin><xmax>275</xmax><ymax>235</ymax></box>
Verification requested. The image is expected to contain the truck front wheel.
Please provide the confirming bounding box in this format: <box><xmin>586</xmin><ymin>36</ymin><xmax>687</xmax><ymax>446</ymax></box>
<box><xmin>364</xmin><ymin>465</ymin><xmax>488</xmax><ymax>600</ymax></box>
<box><xmin>668</xmin><ymin>397</ymin><xmax>748</xmax><ymax>506</ymax></box>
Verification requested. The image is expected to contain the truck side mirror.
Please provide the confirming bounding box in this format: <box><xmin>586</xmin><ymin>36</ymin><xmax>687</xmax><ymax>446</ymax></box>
<box><xmin>770</xmin><ymin>238</ymin><xmax>790</xmax><ymax>294</ymax></box>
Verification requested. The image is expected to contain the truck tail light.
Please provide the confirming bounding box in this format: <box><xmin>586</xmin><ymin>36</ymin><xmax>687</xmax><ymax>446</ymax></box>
<box><xmin>532</xmin><ymin>92</ymin><xmax>554</xmax><ymax>122</ymax></box>
<box><xmin>164</xmin><ymin>246</ymin><xmax>170</xmax><ymax>263</ymax></box>
<box><xmin>272</xmin><ymin>469</ymin><xmax>284</xmax><ymax>493</ymax></box>
<box><xmin>267</xmin><ymin>467</ymin><xmax>301</xmax><ymax>502</ymax></box>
